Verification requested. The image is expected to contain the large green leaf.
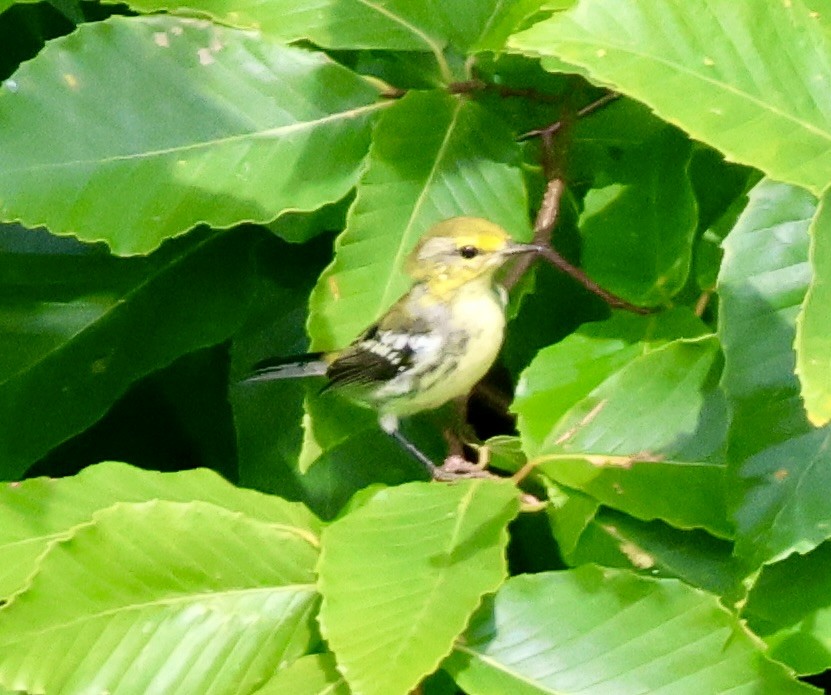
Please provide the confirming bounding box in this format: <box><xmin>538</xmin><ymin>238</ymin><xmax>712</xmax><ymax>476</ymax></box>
<box><xmin>718</xmin><ymin>179</ymin><xmax>831</xmax><ymax>564</ymax></box>
<box><xmin>796</xmin><ymin>187</ymin><xmax>831</xmax><ymax>426</ymax></box>
<box><xmin>308</xmin><ymin>90</ymin><xmax>531</xmax><ymax>350</ymax></box>
<box><xmin>0</xmin><ymin>500</ymin><xmax>320</xmax><ymax>695</ymax></box>
<box><xmin>444</xmin><ymin>567</ymin><xmax>816</xmax><ymax>694</ymax></box>
<box><xmin>0</xmin><ymin>228</ymin><xmax>256</xmax><ymax>478</ymax></box>
<box><xmin>107</xmin><ymin>0</ymin><xmax>544</xmax><ymax>55</ymax></box>
<box><xmin>317</xmin><ymin>480</ymin><xmax>519</xmax><ymax>695</ymax></box>
<box><xmin>513</xmin><ymin>311</ymin><xmax>729</xmax><ymax>536</ymax></box>
<box><xmin>512</xmin><ymin>309</ymin><xmax>708</xmax><ymax>456</ymax></box>
<box><xmin>509</xmin><ymin>0</ymin><xmax>831</xmax><ymax>195</ymax></box>
<box><xmin>0</xmin><ymin>16</ymin><xmax>385</xmax><ymax>254</ymax></box>
<box><xmin>745</xmin><ymin>541</ymin><xmax>831</xmax><ymax>675</ymax></box>
<box><xmin>0</xmin><ymin>461</ymin><xmax>321</xmax><ymax>599</ymax></box>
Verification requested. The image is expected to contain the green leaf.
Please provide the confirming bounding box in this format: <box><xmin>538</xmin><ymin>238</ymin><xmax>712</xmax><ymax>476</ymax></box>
<box><xmin>0</xmin><ymin>16</ymin><xmax>385</xmax><ymax>254</ymax></box>
<box><xmin>308</xmin><ymin>90</ymin><xmax>531</xmax><ymax>350</ymax></box>
<box><xmin>745</xmin><ymin>541</ymin><xmax>831</xmax><ymax>675</ymax></box>
<box><xmin>510</xmin><ymin>0</ymin><xmax>831</xmax><ymax>195</ymax></box>
<box><xmin>253</xmin><ymin>654</ymin><xmax>349</xmax><ymax>695</ymax></box>
<box><xmin>718</xmin><ymin>179</ymin><xmax>831</xmax><ymax>564</ymax></box>
<box><xmin>513</xmin><ymin>309</ymin><xmax>708</xmax><ymax>457</ymax></box>
<box><xmin>540</xmin><ymin>454</ymin><xmax>730</xmax><ymax>538</ymax></box>
<box><xmin>0</xmin><ymin>461</ymin><xmax>321</xmax><ymax>599</ymax></box>
<box><xmin>229</xmin><ymin>235</ymin><xmax>330</xmax><ymax>500</ymax></box>
<box><xmin>317</xmin><ymin>480</ymin><xmax>519</xmax><ymax>695</ymax></box>
<box><xmin>109</xmin><ymin>0</ymin><xmax>544</xmax><ymax>55</ymax></box>
<box><xmin>0</xmin><ymin>229</ymin><xmax>256</xmax><ymax>479</ymax></box>
<box><xmin>445</xmin><ymin>567</ymin><xmax>816</xmax><ymax>694</ymax></box>
<box><xmin>560</xmin><ymin>504</ymin><xmax>750</xmax><ymax>600</ymax></box>
<box><xmin>796</xmin><ymin>187</ymin><xmax>831</xmax><ymax>426</ymax></box>
<box><xmin>0</xmin><ymin>500</ymin><xmax>320</xmax><ymax>695</ymax></box>
<box><xmin>513</xmin><ymin>315</ymin><xmax>729</xmax><ymax>535</ymax></box>
<box><xmin>579</xmin><ymin>128</ymin><xmax>698</xmax><ymax>305</ymax></box>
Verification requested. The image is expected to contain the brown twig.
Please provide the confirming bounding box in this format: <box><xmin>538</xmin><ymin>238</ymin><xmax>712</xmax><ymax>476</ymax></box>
<box><xmin>519</xmin><ymin>91</ymin><xmax>620</xmax><ymax>140</ymax></box>
<box><xmin>448</xmin><ymin>79</ymin><xmax>563</xmax><ymax>103</ymax></box>
<box><xmin>537</xmin><ymin>247</ymin><xmax>654</xmax><ymax>314</ymax></box>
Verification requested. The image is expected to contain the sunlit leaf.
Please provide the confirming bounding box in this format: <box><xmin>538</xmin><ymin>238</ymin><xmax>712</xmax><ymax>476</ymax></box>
<box><xmin>109</xmin><ymin>0</ymin><xmax>545</xmax><ymax>55</ymax></box>
<box><xmin>253</xmin><ymin>654</ymin><xmax>349</xmax><ymax>695</ymax></box>
<box><xmin>0</xmin><ymin>16</ymin><xmax>385</xmax><ymax>254</ymax></box>
<box><xmin>795</xmin><ymin>187</ymin><xmax>831</xmax><ymax>426</ymax></box>
<box><xmin>513</xmin><ymin>312</ymin><xmax>729</xmax><ymax>536</ymax></box>
<box><xmin>308</xmin><ymin>90</ymin><xmax>531</xmax><ymax>350</ymax></box>
<box><xmin>318</xmin><ymin>480</ymin><xmax>519</xmax><ymax>695</ymax></box>
<box><xmin>445</xmin><ymin>567</ymin><xmax>815</xmax><ymax>694</ymax></box>
<box><xmin>510</xmin><ymin>0</ymin><xmax>831</xmax><ymax>195</ymax></box>
<box><xmin>0</xmin><ymin>461</ymin><xmax>321</xmax><ymax>599</ymax></box>
<box><xmin>0</xmin><ymin>500</ymin><xmax>320</xmax><ymax>695</ymax></box>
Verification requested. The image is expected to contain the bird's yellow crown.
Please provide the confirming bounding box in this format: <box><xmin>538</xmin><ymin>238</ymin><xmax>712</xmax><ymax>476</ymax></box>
<box><xmin>406</xmin><ymin>217</ymin><xmax>521</xmax><ymax>290</ymax></box>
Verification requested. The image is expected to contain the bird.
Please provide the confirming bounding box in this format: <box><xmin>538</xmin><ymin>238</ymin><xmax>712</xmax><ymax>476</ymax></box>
<box><xmin>246</xmin><ymin>217</ymin><xmax>540</xmax><ymax>480</ymax></box>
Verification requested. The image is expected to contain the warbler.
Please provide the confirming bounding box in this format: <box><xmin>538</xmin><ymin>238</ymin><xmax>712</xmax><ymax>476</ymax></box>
<box><xmin>247</xmin><ymin>217</ymin><xmax>540</xmax><ymax>479</ymax></box>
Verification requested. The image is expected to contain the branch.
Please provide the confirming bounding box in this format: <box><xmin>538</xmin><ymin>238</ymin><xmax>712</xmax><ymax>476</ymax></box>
<box><xmin>519</xmin><ymin>91</ymin><xmax>620</xmax><ymax>140</ymax></box>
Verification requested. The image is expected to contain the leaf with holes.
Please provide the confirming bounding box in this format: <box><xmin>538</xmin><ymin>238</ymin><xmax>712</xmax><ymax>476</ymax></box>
<box><xmin>0</xmin><ymin>16</ymin><xmax>385</xmax><ymax>254</ymax></box>
<box><xmin>0</xmin><ymin>500</ymin><xmax>320</xmax><ymax>695</ymax></box>
<box><xmin>106</xmin><ymin>0</ymin><xmax>545</xmax><ymax>55</ymax></box>
<box><xmin>510</xmin><ymin>0</ymin><xmax>831</xmax><ymax>195</ymax></box>
<box><xmin>308</xmin><ymin>90</ymin><xmax>531</xmax><ymax>350</ymax></box>
<box><xmin>317</xmin><ymin>479</ymin><xmax>519</xmax><ymax>695</ymax></box>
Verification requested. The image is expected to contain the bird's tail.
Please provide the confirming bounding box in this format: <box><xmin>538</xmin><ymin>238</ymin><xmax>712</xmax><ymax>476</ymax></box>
<box><xmin>244</xmin><ymin>353</ymin><xmax>328</xmax><ymax>382</ymax></box>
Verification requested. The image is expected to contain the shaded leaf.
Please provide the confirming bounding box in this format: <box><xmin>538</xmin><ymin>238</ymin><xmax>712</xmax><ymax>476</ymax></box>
<box><xmin>796</xmin><ymin>187</ymin><xmax>831</xmax><ymax>426</ymax></box>
<box><xmin>229</xmin><ymin>234</ymin><xmax>330</xmax><ymax>500</ymax></box>
<box><xmin>579</xmin><ymin>127</ymin><xmax>698</xmax><ymax>305</ymax></box>
<box><xmin>318</xmin><ymin>480</ymin><xmax>519</xmax><ymax>695</ymax></box>
<box><xmin>308</xmin><ymin>90</ymin><xmax>531</xmax><ymax>350</ymax></box>
<box><xmin>0</xmin><ymin>16</ymin><xmax>385</xmax><ymax>254</ymax></box>
<box><xmin>0</xmin><ymin>461</ymin><xmax>321</xmax><ymax>599</ymax></box>
<box><xmin>0</xmin><ymin>500</ymin><xmax>320</xmax><ymax>695</ymax></box>
<box><xmin>445</xmin><ymin>567</ymin><xmax>816</xmax><ymax>694</ymax></box>
<box><xmin>560</xmin><ymin>504</ymin><xmax>749</xmax><ymax>600</ymax></box>
<box><xmin>510</xmin><ymin>0</ymin><xmax>831</xmax><ymax>195</ymax></box>
<box><xmin>718</xmin><ymin>179</ymin><xmax>831</xmax><ymax>564</ymax></box>
<box><xmin>0</xmin><ymin>228</ymin><xmax>255</xmax><ymax>479</ymax></box>
<box><xmin>745</xmin><ymin>541</ymin><xmax>831</xmax><ymax>675</ymax></box>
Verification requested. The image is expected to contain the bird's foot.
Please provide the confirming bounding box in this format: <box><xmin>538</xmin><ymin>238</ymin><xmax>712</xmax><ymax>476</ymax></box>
<box><xmin>431</xmin><ymin>446</ymin><xmax>496</xmax><ymax>481</ymax></box>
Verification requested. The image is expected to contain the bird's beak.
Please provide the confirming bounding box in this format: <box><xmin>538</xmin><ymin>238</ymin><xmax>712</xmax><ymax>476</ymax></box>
<box><xmin>503</xmin><ymin>241</ymin><xmax>545</xmax><ymax>256</ymax></box>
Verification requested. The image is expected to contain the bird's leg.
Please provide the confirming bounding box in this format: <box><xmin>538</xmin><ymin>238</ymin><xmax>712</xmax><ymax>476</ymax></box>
<box><xmin>380</xmin><ymin>414</ymin><xmax>493</xmax><ymax>481</ymax></box>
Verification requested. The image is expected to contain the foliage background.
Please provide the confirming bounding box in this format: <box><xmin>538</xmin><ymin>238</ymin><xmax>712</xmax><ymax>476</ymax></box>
<box><xmin>1</xmin><ymin>0</ymin><xmax>830</xmax><ymax>693</ymax></box>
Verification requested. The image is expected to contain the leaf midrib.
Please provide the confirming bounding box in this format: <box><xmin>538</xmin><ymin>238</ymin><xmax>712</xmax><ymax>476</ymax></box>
<box><xmin>0</xmin><ymin>584</ymin><xmax>318</xmax><ymax>644</ymax></box>
<box><xmin>2</xmin><ymin>101</ymin><xmax>390</xmax><ymax>175</ymax></box>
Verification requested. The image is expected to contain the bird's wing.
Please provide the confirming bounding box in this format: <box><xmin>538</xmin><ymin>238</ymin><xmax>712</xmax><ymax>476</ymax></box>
<box><xmin>325</xmin><ymin>322</ymin><xmax>423</xmax><ymax>389</ymax></box>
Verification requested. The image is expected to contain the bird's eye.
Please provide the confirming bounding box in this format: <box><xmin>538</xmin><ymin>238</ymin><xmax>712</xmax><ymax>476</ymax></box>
<box><xmin>459</xmin><ymin>245</ymin><xmax>480</xmax><ymax>259</ymax></box>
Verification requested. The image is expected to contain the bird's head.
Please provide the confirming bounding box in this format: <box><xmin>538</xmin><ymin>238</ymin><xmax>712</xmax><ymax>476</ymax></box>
<box><xmin>406</xmin><ymin>217</ymin><xmax>540</xmax><ymax>289</ymax></box>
